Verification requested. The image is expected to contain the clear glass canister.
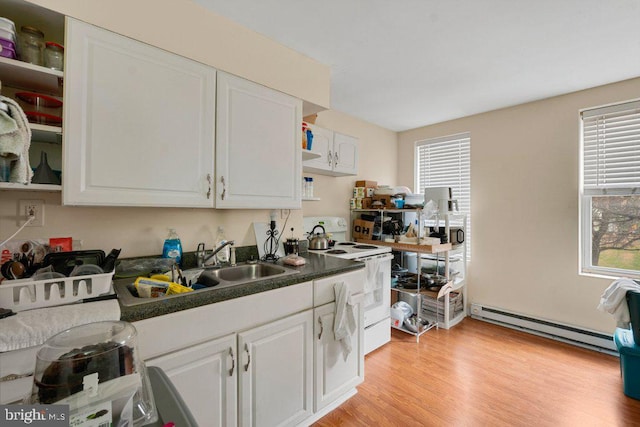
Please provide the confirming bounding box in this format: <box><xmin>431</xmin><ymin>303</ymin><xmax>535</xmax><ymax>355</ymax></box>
<box><xmin>19</xmin><ymin>25</ymin><xmax>44</xmax><ymax>66</ymax></box>
<box><xmin>26</xmin><ymin>321</ymin><xmax>157</xmax><ymax>426</ymax></box>
<box><xmin>44</xmin><ymin>41</ymin><xmax>64</xmax><ymax>71</ymax></box>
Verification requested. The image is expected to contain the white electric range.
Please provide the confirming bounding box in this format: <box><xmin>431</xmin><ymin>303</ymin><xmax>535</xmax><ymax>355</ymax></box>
<box><xmin>303</xmin><ymin>217</ymin><xmax>392</xmax><ymax>354</ymax></box>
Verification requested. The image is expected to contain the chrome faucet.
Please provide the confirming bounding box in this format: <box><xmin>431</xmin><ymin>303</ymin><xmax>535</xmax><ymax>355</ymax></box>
<box><xmin>203</xmin><ymin>240</ymin><xmax>235</xmax><ymax>266</ymax></box>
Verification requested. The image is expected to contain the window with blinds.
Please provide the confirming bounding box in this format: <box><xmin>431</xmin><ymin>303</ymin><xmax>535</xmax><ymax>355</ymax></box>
<box><xmin>415</xmin><ymin>132</ymin><xmax>471</xmax><ymax>257</ymax></box>
<box><xmin>582</xmin><ymin>100</ymin><xmax>640</xmax><ymax>195</ymax></box>
<box><xmin>580</xmin><ymin>100</ymin><xmax>640</xmax><ymax>277</ymax></box>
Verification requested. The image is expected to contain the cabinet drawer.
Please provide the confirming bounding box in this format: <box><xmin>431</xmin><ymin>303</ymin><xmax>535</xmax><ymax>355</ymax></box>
<box><xmin>135</xmin><ymin>281</ymin><xmax>313</xmax><ymax>359</ymax></box>
<box><xmin>313</xmin><ymin>270</ymin><xmax>365</xmax><ymax>307</ymax></box>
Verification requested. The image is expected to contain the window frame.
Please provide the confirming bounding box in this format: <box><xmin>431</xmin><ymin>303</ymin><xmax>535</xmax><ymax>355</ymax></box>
<box><xmin>579</xmin><ymin>99</ymin><xmax>640</xmax><ymax>279</ymax></box>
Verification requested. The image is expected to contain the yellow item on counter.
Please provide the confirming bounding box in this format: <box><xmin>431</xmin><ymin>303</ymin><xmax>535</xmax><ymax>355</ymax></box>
<box><xmin>165</xmin><ymin>282</ymin><xmax>193</xmax><ymax>295</ymax></box>
<box><xmin>150</xmin><ymin>274</ymin><xmax>170</xmax><ymax>281</ymax></box>
<box><xmin>134</xmin><ymin>277</ymin><xmax>193</xmax><ymax>298</ymax></box>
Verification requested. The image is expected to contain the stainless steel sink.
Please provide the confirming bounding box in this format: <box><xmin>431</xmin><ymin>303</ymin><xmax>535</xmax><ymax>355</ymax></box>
<box><xmin>115</xmin><ymin>262</ymin><xmax>300</xmax><ymax>306</ymax></box>
<box><xmin>201</xmin><ymin>263</ymin><xmax>290</xmax><ymax>282</ymax></box>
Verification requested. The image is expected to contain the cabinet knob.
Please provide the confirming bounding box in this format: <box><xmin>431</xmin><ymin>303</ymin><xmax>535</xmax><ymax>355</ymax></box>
<box><xmin>327</xmin><ymin>151</ymin><xmax>333</xmax><ymax>167</ymax></box>
<box><xmin>220</xmin><ymin>175</ymin><xmax>226</xmax><ymax>200</ymax></box>
<box><xmin>206</xmin><ymin>174</ymin><xmax>212</xmax><ymax>199</ymax></box>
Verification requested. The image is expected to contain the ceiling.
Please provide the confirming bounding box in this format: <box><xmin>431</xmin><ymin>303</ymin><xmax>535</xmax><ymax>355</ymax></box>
<box><xmin>194</xmin><ymin>0</ymin><xmax>640</xmax><ymax>132</ymax></box>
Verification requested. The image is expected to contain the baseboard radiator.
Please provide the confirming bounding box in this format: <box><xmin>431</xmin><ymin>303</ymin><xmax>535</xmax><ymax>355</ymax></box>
<box><xmin>470</xmin><ymin>304</ymin><xmax>617</xmax><ymax>355</ymax></box>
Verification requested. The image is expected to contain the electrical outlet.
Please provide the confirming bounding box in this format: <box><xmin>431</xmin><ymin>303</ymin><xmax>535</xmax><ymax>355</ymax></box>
<box><xmin>281</xmin><ymin>209</ymin><xmax>290</xmax><ymax>219</ymax></box>
<box><xmin>470</xmin><ymin>304</ymin><xmax>482</xmax><ymax>316</ymax></box>
<box><xmin>18</xmin><ymin>199</ymin><xmax>45</xmax><ymax>227</ymax></box>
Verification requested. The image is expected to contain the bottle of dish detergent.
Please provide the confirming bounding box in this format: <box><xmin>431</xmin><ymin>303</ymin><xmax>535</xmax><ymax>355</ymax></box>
<box><xmin>215</xmin><ymin>226</ymin><xmax>229</xmax><ymax>264</ymax></box>
<box><xmin>162</xmin><ymin>228</ymin><xmax>183</xmax><ymax>266</ymax></box>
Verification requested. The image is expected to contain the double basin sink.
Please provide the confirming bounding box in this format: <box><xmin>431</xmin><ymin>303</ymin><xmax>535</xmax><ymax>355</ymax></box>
<box><xmin>116</xmin><ymin>262</ymin><xmax>300</xmax><ymax>307</ymax></box>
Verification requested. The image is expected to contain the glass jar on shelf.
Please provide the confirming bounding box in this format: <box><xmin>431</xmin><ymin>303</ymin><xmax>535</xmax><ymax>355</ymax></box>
<box><xmin>44</xmin><ymin>41</ymin><xmax>64</xmax><ymax>71</ymax></box>
<box><xmin>19</xmin><ymin>25</ymin><xmax>45</xmax><ymax>66</ymax></box>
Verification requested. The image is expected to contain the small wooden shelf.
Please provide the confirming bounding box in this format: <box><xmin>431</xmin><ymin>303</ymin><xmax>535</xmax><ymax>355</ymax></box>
<box><xmin>355</xmin><ymin>239</ymin><xmax>452</xmax><ymax>254</ymax></box>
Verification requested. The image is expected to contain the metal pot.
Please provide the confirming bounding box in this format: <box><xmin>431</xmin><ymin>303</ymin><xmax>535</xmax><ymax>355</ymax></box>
<box><xmin>308</xmin><ymin>225</ymin><xmax>329</xmax><ymax>250</ymax></box>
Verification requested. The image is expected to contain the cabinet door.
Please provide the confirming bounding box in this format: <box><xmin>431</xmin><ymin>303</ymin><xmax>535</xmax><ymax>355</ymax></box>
<box><xmin>332</xmin><ymin>132</ymin><xmax>359</xmax><ymax>175</ymax></box>
<box><xmin>314</xmin><ymin>302</ymin><xmax>364</xmax><ymax>412</ymax></box>
<box><xmin>303</xmin><ymin>124</ymin><xmax>333</xmax><ymax>172</ymax></box>
<box><xmin>63</xmin><ymin>18</ymin><xmax>216</xmax><ymax>207</ymax></box>
<box><xmin>146</xmin><ymin>334</ymin><xmax>237</xmax><ymax>427</ymax></box>
<box><xmin>216</xmin><ymin>72</ymin><xmax>301</xmax><ymax>209</ymax></box>
<box><xmin>238</xmin><ymin>310</ymin><xmax>313</xmax><ymax>427</ymax></box>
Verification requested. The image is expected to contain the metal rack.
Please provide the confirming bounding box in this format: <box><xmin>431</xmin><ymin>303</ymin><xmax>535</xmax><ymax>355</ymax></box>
<box><xmin>351</xmin><ymin>208</ymin><xmax>467</xmax><ymax>341</ymax></box>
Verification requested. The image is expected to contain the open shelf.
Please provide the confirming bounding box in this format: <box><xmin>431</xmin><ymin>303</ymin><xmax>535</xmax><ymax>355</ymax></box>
<box><xmin>30</xmin><ymin>123</ymin><xmax>62</xmax><ymax>143</ymax></box>
<box><xmin>0</xmin><ymin>182</ymin><xmax>61</xmax><ymax>191</ymax></box>
<box><xmin>302</xmin><ymin>149</ymin><xmax>321</xmax><ymax>161</ymax></box>
<box><xmin>355</xmin><ymin>238</ymin><xmax>452</xmax><ymax>254</ymax></box>
<box><xmin>0</xmin><ymin>56</ymin><xmax>63</xmax><ymax>96</ymax></box>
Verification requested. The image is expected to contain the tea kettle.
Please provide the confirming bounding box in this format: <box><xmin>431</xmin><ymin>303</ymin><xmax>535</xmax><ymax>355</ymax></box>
<box><xmin>308</xmin><ymin>225</ymin><xmax>329</xmax><ymax>250</ymax></box>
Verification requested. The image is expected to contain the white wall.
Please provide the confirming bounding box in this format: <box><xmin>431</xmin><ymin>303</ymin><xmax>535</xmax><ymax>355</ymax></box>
<box><xmin>0</xmin><ymin>0</ymin><xmax>334</xmax><ymax>257</ymax></box>
<box><xmin>20</xmin><ymin>0</ymin><xmax>330</xmax><ymax>110</ymax></box>
<box><xmin>0</xmin><ymin>110</ymin><xmax>396</xmax><ymax>257</ymax></box>
<box><xmin>398</xmin><ymin>77</ymin><xmax>640</xmax><ymax>334</ymax></box>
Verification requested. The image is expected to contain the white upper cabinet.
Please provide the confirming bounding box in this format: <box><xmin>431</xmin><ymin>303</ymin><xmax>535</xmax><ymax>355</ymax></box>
<box><xmin>63</xmin><ymin>18</ymin><xmax>216</xmax><ymax>207</ymax></box>
<box><xmin>303</xmin><ymin>124</ymin><xmax>358</xmax><ymax>176</ymax></box>
<box><xmin>332</xmin><ymin>132</ymin><xmax>359</xmax><ymax>175</ymax></box>
<box><xmin>216</xmin><ymin>72</ymin><xmax>302</xmax><ymax>209</ymax></box>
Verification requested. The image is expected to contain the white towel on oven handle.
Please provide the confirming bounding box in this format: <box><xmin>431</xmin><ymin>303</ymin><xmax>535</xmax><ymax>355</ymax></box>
<box><xmin>334</xmin><ymin>282</ymin><xmax>356</xmax><ymax>358</ymax></box>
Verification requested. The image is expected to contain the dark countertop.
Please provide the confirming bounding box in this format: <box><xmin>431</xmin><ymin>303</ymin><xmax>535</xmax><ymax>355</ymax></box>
<box><xmin>116</xmin><ymin>252</ymin><xmax>363</xmax><ymax>322</ymax></box>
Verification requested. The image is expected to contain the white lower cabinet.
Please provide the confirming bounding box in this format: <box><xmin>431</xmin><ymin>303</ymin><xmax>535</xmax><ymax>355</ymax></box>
<box><xmin>146</xmin><ymin>334</ymin><xmax>238</xmax><ymax>427</ymax></box>
<box><xmin>239</xmin><ymin>310</ymin><xmax>314</xmax><ymax>427</ymax></box>
<box><xmin>314</xmin><ymin>301</ymin><xmax>364</xmax><ymax>412</ymax></box>
<box><xmin>147</xmin><ymin>311</ymin><xmax>313</xmax><ymax>427</ymax></box>
<box><xmin>138</xmin><ymin>272</ymin><xmax>365</xmax><ymax>427</ymax></box>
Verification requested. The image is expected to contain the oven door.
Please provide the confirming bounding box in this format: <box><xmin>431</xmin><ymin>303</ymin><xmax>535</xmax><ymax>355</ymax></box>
<box><xmin>358</xmin><ymin>253</ymin><xmax>393</xmax><ymax>328</ymax></box>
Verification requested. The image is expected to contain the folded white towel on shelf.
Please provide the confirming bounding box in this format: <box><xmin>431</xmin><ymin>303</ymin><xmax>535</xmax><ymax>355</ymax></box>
<box><xmin>334</xmin><ymin>282</ymin><xmax>356</xmax><ymax>358</ymax></box>
<box><xmin>597</xmin><ymin>278</ymin><xmax>640</xmax><ymax>328</ymax></box>
<box><xmin>0</xmin><ymin>300</ymin><xmax>121</xmax><ymax>352</ymax></box>
<box><xmin>0</xmin><ymin>95</ymin><xmax>32</xmax><ymax>184</ymax></box>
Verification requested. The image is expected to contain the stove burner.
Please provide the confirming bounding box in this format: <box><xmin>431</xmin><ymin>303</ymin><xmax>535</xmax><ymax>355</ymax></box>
<box><xmin>336</xmin><ymin>242</ymin><xmax>356</xmax><ymax>246</ymax></box>
<box><xmin>326</xmin><ymin>249</ymin><xmax>348</xmax><ymax>254</ymax></box>
<box><xmin>353</xmin><ymin>244</ymin><xmax>378</xmax><ymax>250</ymax></box>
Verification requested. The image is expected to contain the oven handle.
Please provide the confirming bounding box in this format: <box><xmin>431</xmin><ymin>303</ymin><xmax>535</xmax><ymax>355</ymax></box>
<box><xmin>350</xmin><ymin>292</ymin><xmax>365</xmax><ymax>304</ymax></box>
<box><xmin>354</xmin><ymin>253</ymin><xmax>394</xmax><ymax>262</ymax></box>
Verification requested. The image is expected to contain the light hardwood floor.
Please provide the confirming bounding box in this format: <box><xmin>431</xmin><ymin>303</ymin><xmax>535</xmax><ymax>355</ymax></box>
<box><xmin>314</xmin><ymin>318</ymin><xmax>640</xmax><ymax>427</ymax></box>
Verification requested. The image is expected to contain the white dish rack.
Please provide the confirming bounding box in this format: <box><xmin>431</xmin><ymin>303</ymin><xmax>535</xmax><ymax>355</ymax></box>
<box><xmin>0</xmin><ymin>271</ymin><xmax>114</xmax><ymax>312</ymax></box>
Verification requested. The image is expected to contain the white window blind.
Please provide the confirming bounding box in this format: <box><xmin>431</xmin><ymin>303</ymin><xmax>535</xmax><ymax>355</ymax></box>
<box><xmin>416</xmin><ymin>133</ymin><xmax>470</xmax><ymax>214</ymax></box>
<box><xmin>582</xmin><ymin>100</ymin><xmax>640</xmax><ymax>196</ymax></box>
<box><xmin>415</xmin><ymin>132</ymin><xmax>471</xmax><ymax>257</ymax></box>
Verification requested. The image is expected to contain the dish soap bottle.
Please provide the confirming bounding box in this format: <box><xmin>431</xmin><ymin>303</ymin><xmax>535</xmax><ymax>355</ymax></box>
<box><xmin>162</xmin><ymin>228</ymin><xmax>183</xmax><ymax>266</ymax></box>
<box><xmin>215</xmin><ymin>226</ymin><xmax>229</xmax><ymax>264</ymax></box>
